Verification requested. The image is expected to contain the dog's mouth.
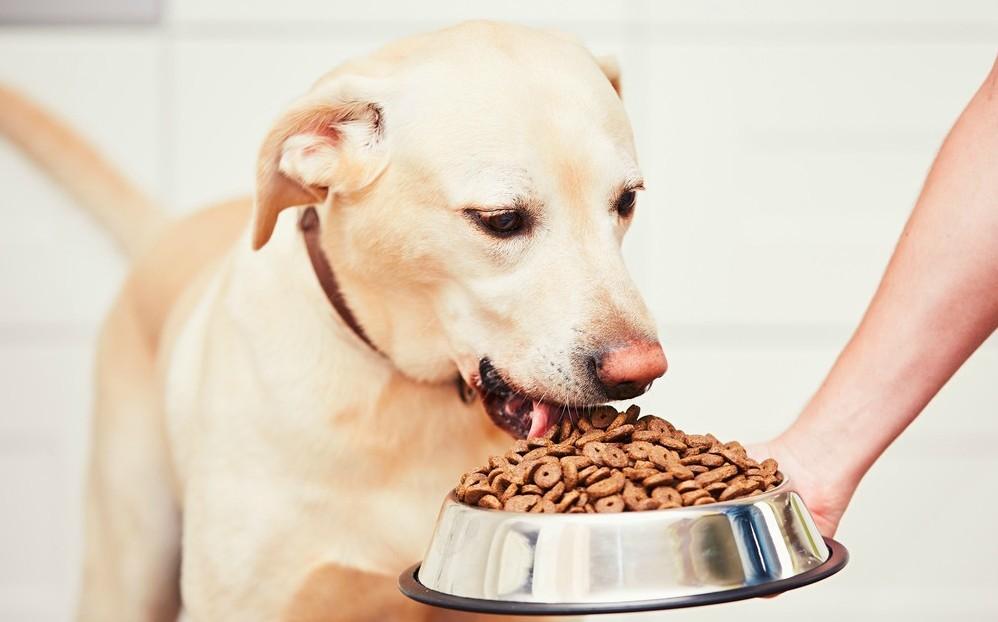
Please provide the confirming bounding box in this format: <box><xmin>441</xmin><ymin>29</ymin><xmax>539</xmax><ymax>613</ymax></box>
<box><xmin>471</xmin><ymin>358</ymin><xmax>585</xmax><ymax>439</ymax></box>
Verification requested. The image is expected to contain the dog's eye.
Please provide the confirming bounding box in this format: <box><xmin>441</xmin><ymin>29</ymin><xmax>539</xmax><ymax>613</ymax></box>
<box><xmin>472</xmin><ymin>209</ymin><xmax>527</xmax><ymax>237</ymax></box>
<box><xmin>614</xmin><ymin>190</ymin><xmax>637</xmax><ymax>218</ymax></box>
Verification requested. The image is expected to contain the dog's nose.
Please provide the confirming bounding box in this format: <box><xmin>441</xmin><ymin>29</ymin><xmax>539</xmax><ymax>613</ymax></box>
<box><xmin>594</xmin><ymin>341</ymin><xmax>668</xmax><ymax>400</ymax></box>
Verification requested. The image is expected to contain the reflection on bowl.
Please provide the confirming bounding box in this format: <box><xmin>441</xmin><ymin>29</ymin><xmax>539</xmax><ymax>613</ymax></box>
<box><xmin>416</xmin><ymin>481</ymin><xmax>832</xmax><ymax>604</ymax></box>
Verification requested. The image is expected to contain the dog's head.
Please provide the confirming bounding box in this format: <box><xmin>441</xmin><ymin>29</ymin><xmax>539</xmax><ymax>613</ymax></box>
<box><xmin>252</xmin><ymin>21</ymin><xmax>666</xmax><ymax>438</ymax></box>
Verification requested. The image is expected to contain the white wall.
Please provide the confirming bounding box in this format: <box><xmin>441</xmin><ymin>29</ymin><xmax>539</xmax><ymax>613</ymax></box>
<box><xmin>1</xmin><ymin>1</ymin><xmax>997</xmax><ymax>620</ymax></box>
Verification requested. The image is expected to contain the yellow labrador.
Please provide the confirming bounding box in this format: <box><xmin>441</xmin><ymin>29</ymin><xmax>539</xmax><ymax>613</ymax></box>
<box><xmin>1</xmin><ymin>21</ymin><xmax>666</xmax><ymax>622</ymax></box>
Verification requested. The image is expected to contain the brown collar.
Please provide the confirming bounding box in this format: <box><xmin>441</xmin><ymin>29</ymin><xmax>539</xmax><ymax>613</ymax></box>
<box><xmin>300</xmin><ymin>206</ymin><xmax>477</xmax><ymax>404</ymax></box>
<box><xmin>299</xmin><ymin>206</ymin><xmax>381</xmax><ymax>354</ymax></box>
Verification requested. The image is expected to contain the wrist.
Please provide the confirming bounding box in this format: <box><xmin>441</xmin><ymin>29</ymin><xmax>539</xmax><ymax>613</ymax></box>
<box><xmin>775</xmin><ymin>412</ymin><xmax>863</xmax><ymax>500</ymax></box>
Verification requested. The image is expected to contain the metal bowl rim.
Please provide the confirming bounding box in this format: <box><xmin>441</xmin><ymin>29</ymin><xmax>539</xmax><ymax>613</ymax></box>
<box><xmin>450</xmin><ymin>478</ymin><xmax>792</xmax><ymax>518</ymax></box>
<box><xmin>399</xmin><ymin>536</ymin><xmax>847</xmax><ymax>615</ymax></box>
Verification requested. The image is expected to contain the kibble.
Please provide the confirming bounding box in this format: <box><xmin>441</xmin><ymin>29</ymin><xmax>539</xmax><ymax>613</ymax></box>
<box><xmin>455</xmin><ymin>406</ymin><xmax>784</xmax><ymax>512</ymax></box>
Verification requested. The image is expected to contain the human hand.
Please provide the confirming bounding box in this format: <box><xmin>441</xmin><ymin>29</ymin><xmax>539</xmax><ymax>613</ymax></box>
<box><xmin>749</xmin><ymin>434</ymin><xmax>856</xmax><ymax>539</ymax></box>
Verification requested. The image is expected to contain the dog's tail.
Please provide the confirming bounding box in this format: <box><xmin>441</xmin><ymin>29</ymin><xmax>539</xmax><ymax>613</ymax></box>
<box><xmin>0</xmin><ymin>84</ymin><xmax>167</xmax><ymax>258</ymax></box>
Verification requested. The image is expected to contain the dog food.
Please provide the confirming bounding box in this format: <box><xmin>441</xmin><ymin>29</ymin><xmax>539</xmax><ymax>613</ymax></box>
<box><xmin>454</xmin><ymin>405</ymin><xmax>783</xmax><ymax>513</ymax></box>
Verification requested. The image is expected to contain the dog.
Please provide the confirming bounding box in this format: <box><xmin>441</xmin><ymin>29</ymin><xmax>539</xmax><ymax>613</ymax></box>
<box><xmin>1</xmin><ymin>20</ymin><xmax>667</xmax><ymax>621</ymax></box>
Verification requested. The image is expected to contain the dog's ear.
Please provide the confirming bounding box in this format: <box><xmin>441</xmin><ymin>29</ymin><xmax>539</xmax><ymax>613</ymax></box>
<box><xmin>595</xmin><ymin>55</ymin><xmax>622</xmax><ymax>97</ymax></box>
<box><xmin>252</xmin><ymin>83</ymin><xmax>389</xmax><ymax>249</ymax></box>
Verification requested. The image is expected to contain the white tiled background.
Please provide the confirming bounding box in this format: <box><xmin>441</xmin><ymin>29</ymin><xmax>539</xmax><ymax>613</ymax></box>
<box><xmin>1</xmin><ymin>1</ymin><xmax>997</xmax><ymax>620</ymax></box>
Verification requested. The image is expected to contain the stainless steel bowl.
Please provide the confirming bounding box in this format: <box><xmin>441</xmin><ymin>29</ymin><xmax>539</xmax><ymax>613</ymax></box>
<box><xmin>399</xmin><ymin>481</ymin><xmax>848</xmax><ymax>615</ymax></box>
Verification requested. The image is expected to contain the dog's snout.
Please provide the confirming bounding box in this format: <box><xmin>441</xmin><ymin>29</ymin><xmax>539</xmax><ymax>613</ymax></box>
<box><xmin>593</xmin><ymin>341</ymin><xmax>668</xmax><ymax>400</ymax></box>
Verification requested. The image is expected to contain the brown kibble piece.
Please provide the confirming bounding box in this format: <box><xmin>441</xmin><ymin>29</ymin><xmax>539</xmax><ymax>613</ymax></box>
<box><xmin>624</xmin><ymin>441</ymin><xmax>654</xmax><ymax>460</ymax></box>
<box><xmin>534</xmin><ymin>462</ymin><xmax>563</xmax><ymax>489</ymax></box>
<box><xmin>464</xmin><ymin>484</ymin><xmax>494</xmax><ymax>505</ymax></box>
<box><xmin>625</xmin><ymin>404</ymin><xmax>641</xmax><ymax>423</ymax></box>
<box><xmin>601</xmin><ymin>445</ymin><xmax>630</xmax><ymax>468</ymax></box>
<box><xmin>561</xmin><ymin>429</ymin><xmax>580</xmax><ymax>446</ymax></box>
<box><xmin>622</xmin><ymin>480</ymin><xmax>647</xmax><ymax>509</ymax></box>
<box><xmin>761</xmin><ymin>458</ymin><xmax>778</xmax><ymax>476</ymax></box>
<box><xmin>604</xmin><ymin>424</ymin><xmax>635</xmax><ymax>442</ymax></box>
<box><xmin>555</xmin><ymin>490</ymin><xmax>581</xmax><ymax>512</ymax></box>
<box><xmin>590</xmin><ymin>406</ymin><xmax>618</xmax><ymax>429</ymax></box>
<box><xmin>685</xmin><ymin>434</ymin><xmax>714</xmax><ymax>448</ymax></box>
<box><xmin>650</xmin><ymin>486</ymin><xmax>681</xmax><ymax>506</ymax></box>
<box><xmin>608</xmin><ymin>411</ymin><xmax>630</xmax><ymax>430</ymax></box>
<box><xmin>562</xmin><ymin>461</ymin><xmax>580</xmax><ymax>490</ymax></box>
<box><xmin>504</xmin><ymin>494</ymin><xmax>540</xmax><ymax>512</ymax></box>
<box><xmin>695</xmin><ymin>464</ymin><xmax>739</xmax><ymax>487</ymax></box>
<box><xmin>486</xmin><ymin>467</ymin><xmax>503</xmax><ymax>484</ymax></box>
<box><xmin>642</xmin><ymin>472</ymin><xmax>676</xmax><ymax>488</ymax></box>
<box><xmin>562</xmin><ymin>455</ymin><xmax>592</xmax><ymax>469</ymax></box>
<box><xmin>693</xmin><ymin>496</ymin><xmax>716</xmax><ymax>506</ymax></box>
<box><xmin>547</xmin><ymin>444</ymin><xmax>575</xmax><ymax>457</ymax></box>
<box><xmin>595</xmin><ymin>495</ymin><xmax>625</xmax><ymax>513</ymax></box>
<box><xmin>465</xmin><ymin>471</ymin><xmax>487</xmax><ymax>488</ymax></box>
<box><xmin>492</xmin><ymin>472</ymin><xmax>515</xmax><ymax>492</ymax></box>
<box><xmin>513</xmin><ymin>460</ymin><xmax>540</xmax><ymax>483</ymax></box>
<box><xmin>718</xmin><ymin>448</ymin><xmax>754</xmax><ymax>471</ymax></box>
<box><xmin>578</xmin><ymin>464</ymin><xmax>598</xmax><ymax>481</ymax></box>
<box><xmin>543</xmin><ymin>481</ymin><xmax>566</xmax><ymax>502</ymax></box>
<box><xmin>719</xmin><ymin>478</ymin><xmax>762</xmax><ymax>502</ymax></box>
<box><xmin>670</xmin><ymin>465</ymin><xmax>695</xmax><ymax>481</ymax></box>
<box><xmin>659</xmin><ymin>436</ymin><xmax>687</xmax><ymax>452</ymax></box>
<box><xmin>632</xmin><ymin>430</ymin><xmax>661</xmax><ymax>443</ymax></box>
<box><xmin>521</xmin><ymin>484</ymin><xmax>543</xmax><ymax>495</ymax></box>
<box><xmin>724</xmin><ymin>441</ymin><xmax>746</xmax><ymax>454</ymax></box>
<box><xmin>575</xmin><ymin>430</ymin><xmax>607</xmax><ymax>447</ymax></box>
<box><xmin>587</xmin><ymin>470</ymin><xmax>626</xmax><ymax>499</ymax></box>
<box><xmin>623</xmin><ymin>467</ymin><xmax>659</xmax><ymax>481</ymax></box>
<box><xmin>581</xmin><ymin>441</ymin><xmax>607</xmax><ymax>465</ymax></box>
<box><xmin>705</xmin><ymin>482</ymin><xmax>728</xmax><ymax>496</ymax></box>
<box><xmin>558</xmin><ymin>417</ymin><xmax>574</xmax><ymax>442</ymax></box>
<box><xmin>585</xmin><ymin>466</ymin><xmax>612</xmax><ymax>485</ymax></box>
<box><xmin>681</xmin><ymin>489</ymin><xmax>711</xmax><ymax>504</ymax></box>
<box><xmin>645</xmin><ymin>417</ymin><xmax>671</xmax><ymax>434</ymax></box>
<box><xmin>478</xmin><ymin>495</ymin><xmax>502</xmax><ymax>509</ymax></box>
<box><xmin>500</xmin><ymin>483</ymin><xmax>520</xmax><ymax>503</ymax></box>
<box><xmin>647</xmin><ymin>445</ymin><xmax>673</xmax><ymax>469</ymax></box>
<box><xmin>675</xmin><ymin>480</ymin><xmax>701</xmax><ymax>493</ymax></box>
<box><xmin>522</xmin><ymin>447</ymin><xmax>550</xmax><ymax>461</ymax></box>
<box><xmin>681</xmin><ymin>453</ymin><xmax>725</xmax><ymax>467</ymax></box>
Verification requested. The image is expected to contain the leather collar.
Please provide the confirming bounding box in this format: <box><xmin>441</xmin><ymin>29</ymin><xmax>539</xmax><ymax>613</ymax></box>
<box><xmin>299</xmin><ymin>206</ymin><xmax>381</xmax><ymax>354</ymax></box>
<box><xmin>300</xmin><ymin>205</ymin><xmax>477</xmax><ymax>404</ymax></box>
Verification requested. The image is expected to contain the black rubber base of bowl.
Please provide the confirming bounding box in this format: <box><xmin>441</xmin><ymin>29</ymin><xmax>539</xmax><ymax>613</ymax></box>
<box><xmin>398</xmin><ymin>537</ymin><xmax>847</xmax><ymax>616</ymax></box>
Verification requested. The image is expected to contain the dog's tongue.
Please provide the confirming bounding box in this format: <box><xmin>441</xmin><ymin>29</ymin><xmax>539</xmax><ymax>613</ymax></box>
<box><xmin>527</xmin><ymin>401</ymin><xmax>556</xmax><ymax>439</ymax></box>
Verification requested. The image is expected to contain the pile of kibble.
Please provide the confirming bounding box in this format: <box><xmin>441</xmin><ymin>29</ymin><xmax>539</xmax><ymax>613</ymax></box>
<box><xmin>455</xmin><ymin>406</ymin><xmax>783</xmax><ymax>513</ymax></box>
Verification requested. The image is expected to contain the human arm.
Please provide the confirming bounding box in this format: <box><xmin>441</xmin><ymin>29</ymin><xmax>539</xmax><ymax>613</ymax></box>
<box><xmin>762</xmin><ymin>56</ymin><xmax>998</xmax><ymax>537</ymax></box>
